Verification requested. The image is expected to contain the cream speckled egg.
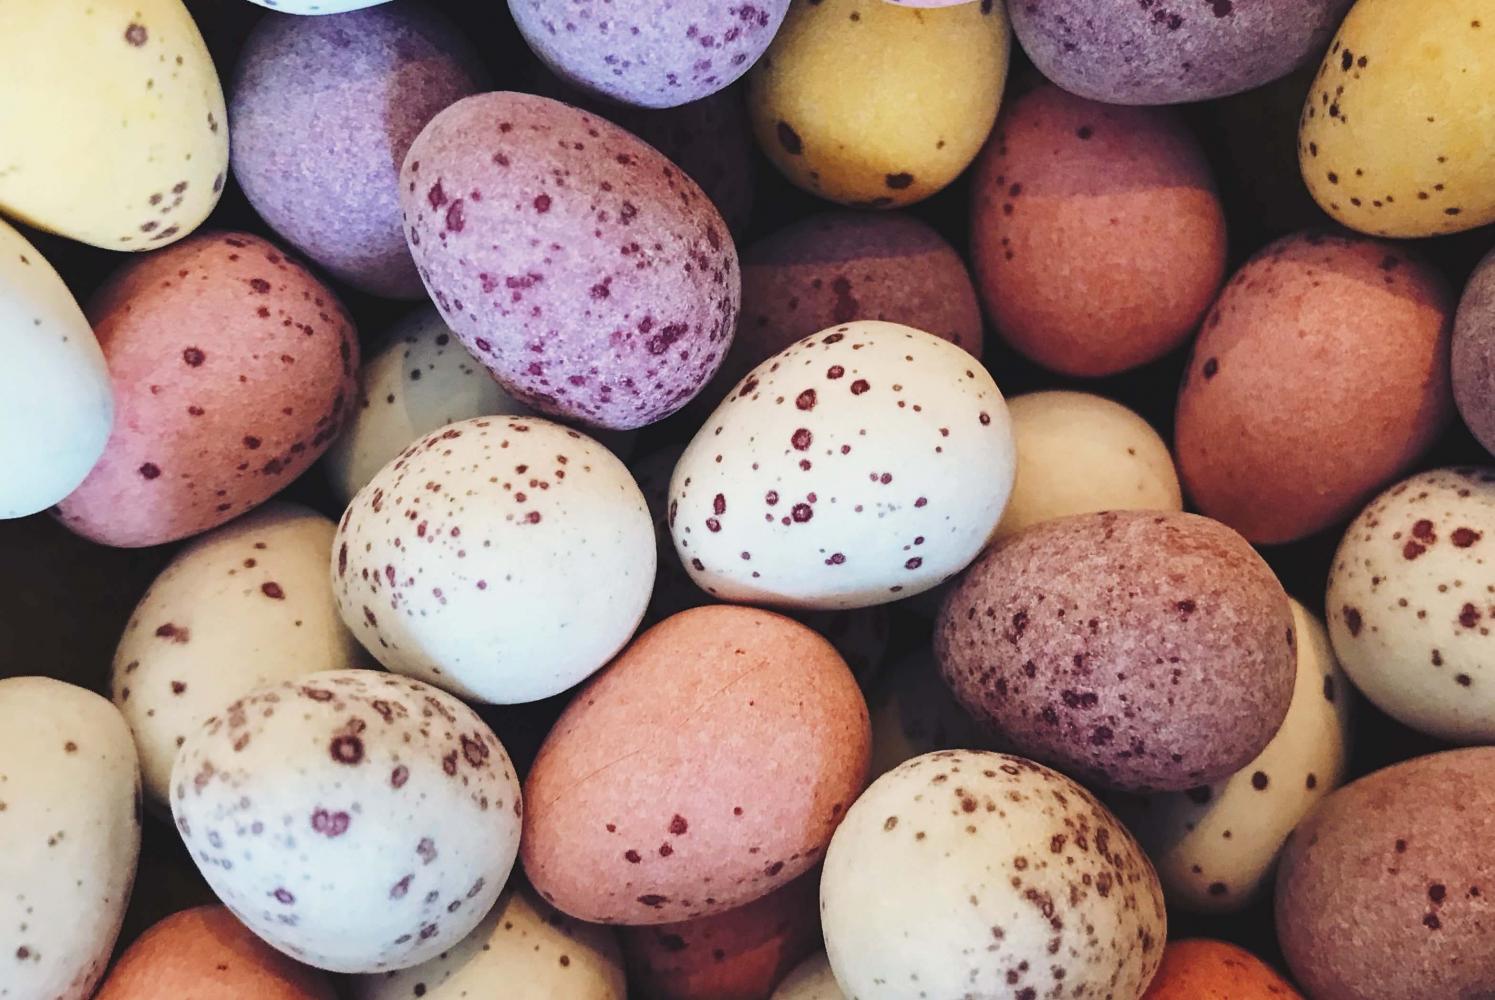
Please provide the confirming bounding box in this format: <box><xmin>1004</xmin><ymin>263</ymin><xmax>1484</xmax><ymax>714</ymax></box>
<box><xmin>771</xmin><ymin>952</ymin><xmax>843</xmax><ymax>1000</ymax></box>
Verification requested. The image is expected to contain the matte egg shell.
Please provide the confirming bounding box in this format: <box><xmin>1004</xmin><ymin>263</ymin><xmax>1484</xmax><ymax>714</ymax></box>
<box><xmin>400</xmin><ymin>92</ymin><xmax>740</xmax><ymax>430</ymax></box>
<box><xmin>522</xmin><ymin>605</ymin><xmax>871</xmax><ymax>924</ymax></box>
<box><xmin>936</xmin><ymin>510</ymin><xmax>1295</xmax><ymax>792</ymax></box>
<box><xmin>0</xmin><ymin>677</ymin><xmax>141</xmax><ymax>1000</ymax></box>
<box><xmin>1111</xmin><ymin>600</ymin><xmax>1353</xmax><ymax>912</ymax></box>
<box><xmin>1175</xmin><ymin>232</ymin><xmax>1452</xmax><ymax>544</ymax></box>
<box><xmin>1300</xmin><ymin>0</ymin><xmax>1495</xmax><ymax>237</ymax></box>
<box><xmin>54</xmin><ymin>232</ymin><xmax>359</xmax><ymax>548</ymax></box>
<box><xmin>0</xmin><ymin>0</ymin><xmax>227</xmax><ymax>249</ymax></box>
<box><xmin>748</xmin><ymin>0</ymin><xmax>1009</xmax><ymax>208</ymax></box>
<box><xmin>230</xmin><ymin>3</ymin><xmax>487</xmax><ymax>298</ymax></box>
<box><xmin>170</xmin><ymin>670</ymin><xmax>521</xmax><ymax>973</ymax></box>
<box><xmin>867</xmin><ymin>650</ymin><xmax>997</xmax><ymax>779</ymax></box>
<box><xmin>1141</xmin><ymin>939</ymin><xmax>1302</xmax><ymax>1000</ymax></box>
<box><xmin>350</xmin><ymin>885</ymin><xmax>626</xmax><ymax>1000</ymax></box>
<box><xmin>1275</xmin><ymin>747</ymin><xmax>1495</xmax><ymax>1000</ymax></box>
<box><xmin>94</xmin><ymin>906</ymin><xmax>337</xmax><ymax>1000</ymax></box>
<box><xmin>1453</xmin><ymin>248</ymin><xmax>1495</xmax><ymax>457</ymax></box>
<box><xmin>244</xmin><ymin>1</ymin><xmax>395</xmax><ymax>12</ymax></box>
<box><xmin>0</xmin><ymin>219</ymin><xmax>113</xmax><ymax>519</ymax></box>
<box><xmin>333</xmin><ymin>416</ymin><xmax>654</xmax><ymax>704</ymax></box>
<box><xmin>671</xmin><ymin>321</ymin><xmax>1016</xmax><ymax>610</ymax></box>
<box><xmin>971</xmin><ymin>84</ymin><xmax>1226</xmax><ymax>377</ymax></box>
<box><xmin>1326</xmin><ymin>467</ymin><xmax>1495</xmax><ymax>742</ymax></box>
<box><xmin>111</xmin><ymin>502</ymin><xmax>363</xmax><ymax>804</ymax></box>
<box><xmin>821</xmin><ymin>750</ymin><xmax>1166</xmax><ymax>1000</ymax></box>
<box><xmin>771</xmin><ymin>952</ymin><xmax>843</xmax><ymax>1000</ymax></box>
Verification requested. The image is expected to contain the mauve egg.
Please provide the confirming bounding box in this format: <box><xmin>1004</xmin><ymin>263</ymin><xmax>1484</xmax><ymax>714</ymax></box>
<box><xmin>1453</xmin><ymin>247</ymin><xmax>1495</xmax><ymax>457</ymax></box>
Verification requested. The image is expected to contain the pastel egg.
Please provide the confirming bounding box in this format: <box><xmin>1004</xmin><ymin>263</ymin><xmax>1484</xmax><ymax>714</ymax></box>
<box><xmin>1141</xmin><ymin>940</ymin><xmax>1302</xmax><ymax>1000</ymax></box>
<box><xmin>866</xmin><ymin>650</ymin><xmax>996</xmax><ymax>779</ymax></box>
<box><xmin>333</xmin><ymin>416</ymin><xmax>654</xmax><ymax>704</ymax></box>
<box><xmin>111</xmin><ymin>502</ymin><xmax>363</xmax><ymax>804</ymax></box>
<box><xmin>771</xmin><ymin>952</ymin><xmax>843</xmax><ymax>1000</ymax></box>
<box><xmin>1453</xmin><ymin>247</ymin><xmax>1495</xmax><ymax>457</ymax></box>
<box><xmin>0</xmin><ymin>677</ymin><xmax>141</xmax><ymax>1000</ymax></box>
<box><xmin>1326</xmin><ymin>467</ymin><xmax>1495</xmax><ymax>742</ymax></box>
<box><xmin>1300</xmin><ymin>0</ymin><xmax>1495</xmax><ymax>237</ymax></box>
<box><xmin>1110</xmin><ymin>600</ymin><xmax>1354</xmax><ymax>912</ymax></box>
<box><xmin>748</xmin><ymin>0</ymin><xmax>1009</xmax><ymax>208</ymax></box>
<box><xmin>95</xmin><ymin>906</ymin><xmax>337</xmax><ymax>1000</ymax></box>
<box><xmin>1175</xmin><ymin>232</ymin><xmax>1453</xmax><ymax>544</ymax></box>
<box><xmin>522</xmin><ymin>605</ymin><xmax>871</xmax><ymax>924</ymax></box>
<box><xmin>54</xmin><ymin>231</ymin><xmax>360</xmax><ymax>548</ymax></box>
<box><xmin>170</xmin><ymin>669</ymin><xmax>521</xmax><ymax>973</ymax></box>
<box><xmin>509</xmin><ymin>0</ymin><xmax>790</xmax><ymax>109</ymax></box>
<box><xmin>936</xmin><ymin>510</ymin><xmax>1295</xmax><ymax>792</ymax></box>
<box><xmin>820</xmin><ymin>750</ymin><xmax>1166</xmax><ymax>1000</ymax></box>
<box><xmin>244</xmin><ymin>2</ymin><xmax>395</xmax><ymax>16</ymax></box>
<box><xmin>0</xmin><ymin>0</ymin><xmax>226</xmax><ymax>249</ymax></box>
<box><xmin>0</xmin><ymin>219</ymin><xmax>113</xmax><ymax>519</ymax></box>
<box><xmin>995</xmin><ymin>391</ymin><xmax>1182</xmax><ymax>542</ymax></box>
<box><xmin>670</xmin><ymin>321</ymin><xmax>1016</xmax><ymax>610</ymax></box>
<box><xmin>400</xmin><ymin>92</ymin><xmax>740</xmax><ymax>430</ymax></box>
<box><xmin>971</xmin><ymin>85</ymin><xmax>1226</xmax><ymax>377</ymax></box>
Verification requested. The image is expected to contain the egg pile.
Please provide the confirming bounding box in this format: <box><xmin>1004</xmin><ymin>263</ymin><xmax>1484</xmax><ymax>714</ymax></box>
<box><xmin>2</xmin><ymin>2</ymin><xmax>1494</xmax><ymax>999</ymax></box>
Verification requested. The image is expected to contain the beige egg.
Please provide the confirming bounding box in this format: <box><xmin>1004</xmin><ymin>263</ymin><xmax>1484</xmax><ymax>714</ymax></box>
<box><xmin>771</xmin><ymin>952</ymin><xmax>844</xmax><ymax>999</ymax></box>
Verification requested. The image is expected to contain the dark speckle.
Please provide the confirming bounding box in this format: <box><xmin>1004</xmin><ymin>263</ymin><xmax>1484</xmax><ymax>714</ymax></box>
<box><xmin>776</xmin><ymin>121</ymin><xmax>803</xmax><ymax>156</ymax></box>
<box><xmin>124</xmin><ymin>23</ymin><xmax>148</xmax><ymax>46</ymax></box>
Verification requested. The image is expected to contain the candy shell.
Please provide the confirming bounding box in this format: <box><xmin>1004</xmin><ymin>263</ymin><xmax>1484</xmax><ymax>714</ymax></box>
<box><xmin>1453</xmin><ymin>248</ymin><xmax>1495</xmax><ymax>457</ymax></box>
<box><xmin>1141</xmin><ymin>939</ymin><xmax>1302</xmax><ymax>999</ymax></box>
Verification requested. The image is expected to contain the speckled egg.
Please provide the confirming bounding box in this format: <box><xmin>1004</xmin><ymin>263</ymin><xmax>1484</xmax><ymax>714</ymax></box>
<box><xmin>111</xmin><ymin>502</ymin><xmax>363</xmax><ymax>804</ymax></box>
<box><xmin>94</xmin><ymin>906</ymin><xmax>337</xmax><ymax>1000</ymax></box>
<box><xmin>821</xmin><ymin>750</ymin><xmax>1167</xmax><ymax>1000</ymax></box>
<box><xmin>170</xmin><ymin>669</ymin><xmax>521</xmax><ymax>973</ymax></box>
<box><xmin>670</xmin><ymin>321</ymin><xmax>1015</xmax><ymax>610</ymax></box>
<box><xmin>996</xmin><ymin>391</ymin><xmax>1182</xmax><ymax>543</ymax></box>
<box><xmin>867</xmin><ymin>649</ymin><xmax>996</xmax><ymax>779</ymax></box>
<box><xmin>0</xmin><ymin>677</ymin><xmax>141</xmax><ymax>1000</ymax></box>
<box><xmin>748</xmin><ymin>0</ymin><xmax>1009</xmax><ymax>208</ymax></box>
<box><xmin>1326</xmin><ymin>467</ymin><xmax>1495</xmax><ymax>742</ymax></box>
<box><xmin>771</xmin><ymin>952</ymin><xmax>842</xmax><ymax>1000</ymax></box>
<box><xmin>0</xmin><ymin>1</ymin><xmax>227</xmax><ymax>249</ymax></box>
<box><xmin>971</xmin><ymin>84</ymin><xmax>1226</xmax><ymax>377</ymax></box>
<box><xmin>1175</xmin><ymin>232</ymin><xmax>1453</xmax><ymax>544</ymax></box>
<box><xmin>522</xmin><ymin>605</ymin><xmax>870</xmax><ymax>925</ymax></box>
<box><xmin>1141</xmin><ymin>939</ymin><xmax>1302</xmax><ymax>1000</ymax></box>
<box><xmin>0</xmin><ymin>219</ymin><xmax>113</xmax><ymax>519</ymax></box>
<box><xmin>1275</xmin><ymin>747</ymin><xmax>1495</xmax><ymax>1000</ymax></box>
<box><xmin>1299</xmin><ymin>0</ymin><xmax>1495</xmax><ymax>237</ymax></box>
<box><xmin>1111</xmin><ymin>600</ymin><xmax>1354</xmax><ymax>912</ymax></box>
<box><xmin>333</xmin><ymin>415</ymin><xmax>654</xmax><ymax>704</ymax></box>
<box><xmin>1453</xmin><ymin>248</ymin><xmax>1495</xmax><ymax>457</ymax></box>
<box><xmin>245</xmin><ymin>1</ymin><xmax>394</xmax><ymax>15</ymax></box>
<box><xmin>350</xmin><ymin>885</ymin><xmax>626</xmax><ymax>1000</ymax></box>
<box><xmin>54</xmin><ymin>232</ymin><xmax>359</xmax><ymax>548</ymax></box>
<box><xmin>1011</xmin><ymin>0</ymin><xmax>1349</xmax><ymax>105</ymax></box>
<box><xmin>937</xmin><ymin>510</ymin><xmax>1296</xmax><ymax>792</ymax></box>
<box><xmin>399</xmin><ymin>92</ymin><xmax>739</xmax><ymax>430</ymax></box>
<box><xmin>230</xmin><ymin>4</ymin><xmax>486</xmax><ymax>298</ymax></box>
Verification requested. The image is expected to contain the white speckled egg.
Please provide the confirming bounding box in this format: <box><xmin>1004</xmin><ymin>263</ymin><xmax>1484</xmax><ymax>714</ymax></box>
<box><xmin>821</xmin><ymin>750</ymin><xmax>1165</xmax><ymax>999</ymax></box>
<box><xmin>866</xmin><ymin>650</ymin><xmax>997</xmax><ymax>779</ymax></box>
<box><xmin>670</xmin><ymin>321</ymin><xmax>1015</xmax><ymax>610</ymax></box>
<box><xmin>111</xmin><ymin>502</ymin><xmax>363</xmax><ymax>805</ymax></box>
<box><xmin>244</xmin><ymin>1</ymin><xmax>394</xmax><ymax>13</ymax></box>
<box><xmin>1109</xmin><ymin>599</ymin><xmax>1354</xmax><ymax>913</ymax></box>
<box><xmin>0</xmin><ymin>220</ymin><xmax>113</xmax><ymax>518</ymax></box>
<box><xmin>169</xmin><ymin>669</ymin><xmax>520</xmax><ymax>974</ymax></box>
<box><xmin>1326</xmin><ymin>466</ymin><xmax>1495</xmax><ymax>742</ymax></box>
<box><xmin>350</xmin><ymin>884</ymin><xmax>625</xmax><ymax>1000</ymax></box>
<box><xmin>0</xmin><ymin>677</ymin><xmax>141</xmax><ymax>1000</ymax></box>
<box><xmin>333</xmin><ymin>416</ymin><xmax>655</xmax><ymax>704</ymax></box>
<box><xmin>772</xmin><ymin>951</ymin><xmax>844</xmax><ymax>1000</ymax></box>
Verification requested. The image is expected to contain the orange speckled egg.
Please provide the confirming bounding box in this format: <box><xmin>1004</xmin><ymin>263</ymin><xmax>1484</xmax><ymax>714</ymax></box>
<box><xmin>55</xmin><ymin>232</ymin><xmax>358</xmax><ymax>548</ymax></box>
<box><xmin>971</xmin><ymin>84</ymin><xmax>1225</xmax><ymax>377</ymax></box>
<box><xmin>1176</xmin><ymin>231</ymin><xmax>1453</xmax><ymax>544</ymax></box>
<box><xmin>522</xmin><ymin>605</ymin><xmax>870</xmax><ymax>925</ymax></box>
<box><xmin>1142</xmin><ymin>939</ymin><xmax>1302</xmax><ymax>999</ymax></box>
<box><xmin>95</xmin><ymin>906</ymin><xmax>336</xmax><ymax>1000</ymax></box>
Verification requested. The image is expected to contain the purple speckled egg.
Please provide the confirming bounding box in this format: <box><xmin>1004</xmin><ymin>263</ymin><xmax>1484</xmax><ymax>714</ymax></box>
<box><xmin>399</xmin><ymin>92</ymin><xmax>740</xmax><ymax>431</ymax></box>
<box><xmin>508</xmin><ymin>0</ymin><xmax>791</xmax><ymax>109</ymax></box>
<box><xmin>230</xmin><ymin>3</ymin><xmax>487</xmax><ymax>298</ymax></box>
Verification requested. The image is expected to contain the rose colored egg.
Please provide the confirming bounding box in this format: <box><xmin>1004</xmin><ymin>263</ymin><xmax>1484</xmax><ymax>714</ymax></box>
<box><xmin>1141</xmin><ymin>939</ymin><xmax>1302</xmax><ymax>1000</ymax></box>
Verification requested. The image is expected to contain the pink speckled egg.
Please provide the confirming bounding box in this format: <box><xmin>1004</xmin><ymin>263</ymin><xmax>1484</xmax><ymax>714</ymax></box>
<box><xmin>399</xmin><ymin>92</ymin><xmax>740</xmax><ymax>431</ymax></box>
<box><xmin>56</xmin><ymin>232</ymin><xmax>358</xmax><ymax>548</ymax></box>
<box><xmin>522</xmin><ymin>605</ymin><xmax>870</xmax><ymax>925</ymax></box>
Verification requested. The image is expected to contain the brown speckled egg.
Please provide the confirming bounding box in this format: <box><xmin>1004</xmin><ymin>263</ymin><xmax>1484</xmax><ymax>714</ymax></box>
<box><xmin>936</xmin><ymin>511</ymin><xmax>1295</xmax><ymax>792</ymax></box>
<box><xmin>1176</xmin><ymin>232</ymin><xmax>1453</xmax><ymax>544</ymax></box>
<box><xmin>522</xmin><ymin>605</ymin><xmax>870</xmax><ymax>925</ymax></box>
<box><xmin>399</xmin><ymin>92</ymin><xmax>739</xmax><ymax>431</ymax></box>
<box><xmin>1275</xmin><ymin>747</ymin><xmax>1495</xmax><ymax>1000</ymax></box>
<box><xmin>1453</xmin><ymin>247</ymin><xmax>1495</xmax><ymax>457</ymax></box>
<box><xmin>971</xmin><ymin>84</ymin><xmax>1226</xmax><ymax>377</ymax></box>
<box><xmin>55</xmin><ymin>232</ymin><xmax>358</xmax><ymax>548</ymax></box>
<box><xmin>1141</xmin><ymin>939</ymin><xmax>1301</xmax><ymax>999</ymax></box>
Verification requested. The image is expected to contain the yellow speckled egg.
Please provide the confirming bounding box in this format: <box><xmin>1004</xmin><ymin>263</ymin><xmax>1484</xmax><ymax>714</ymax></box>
<box><xmin>748</xmin><ymin>0</ymin><xmax>1008</xmax><ymax>208</ymax></box>
<box><xmin>0</xmin><ymin>1</ymin><xmax>227</xmax><ymax>249</ymax></box>
<box><xmin>1299</xmin><ymin>0</ymin><xmax>1495</xmax><ymax>236</ymax></box>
